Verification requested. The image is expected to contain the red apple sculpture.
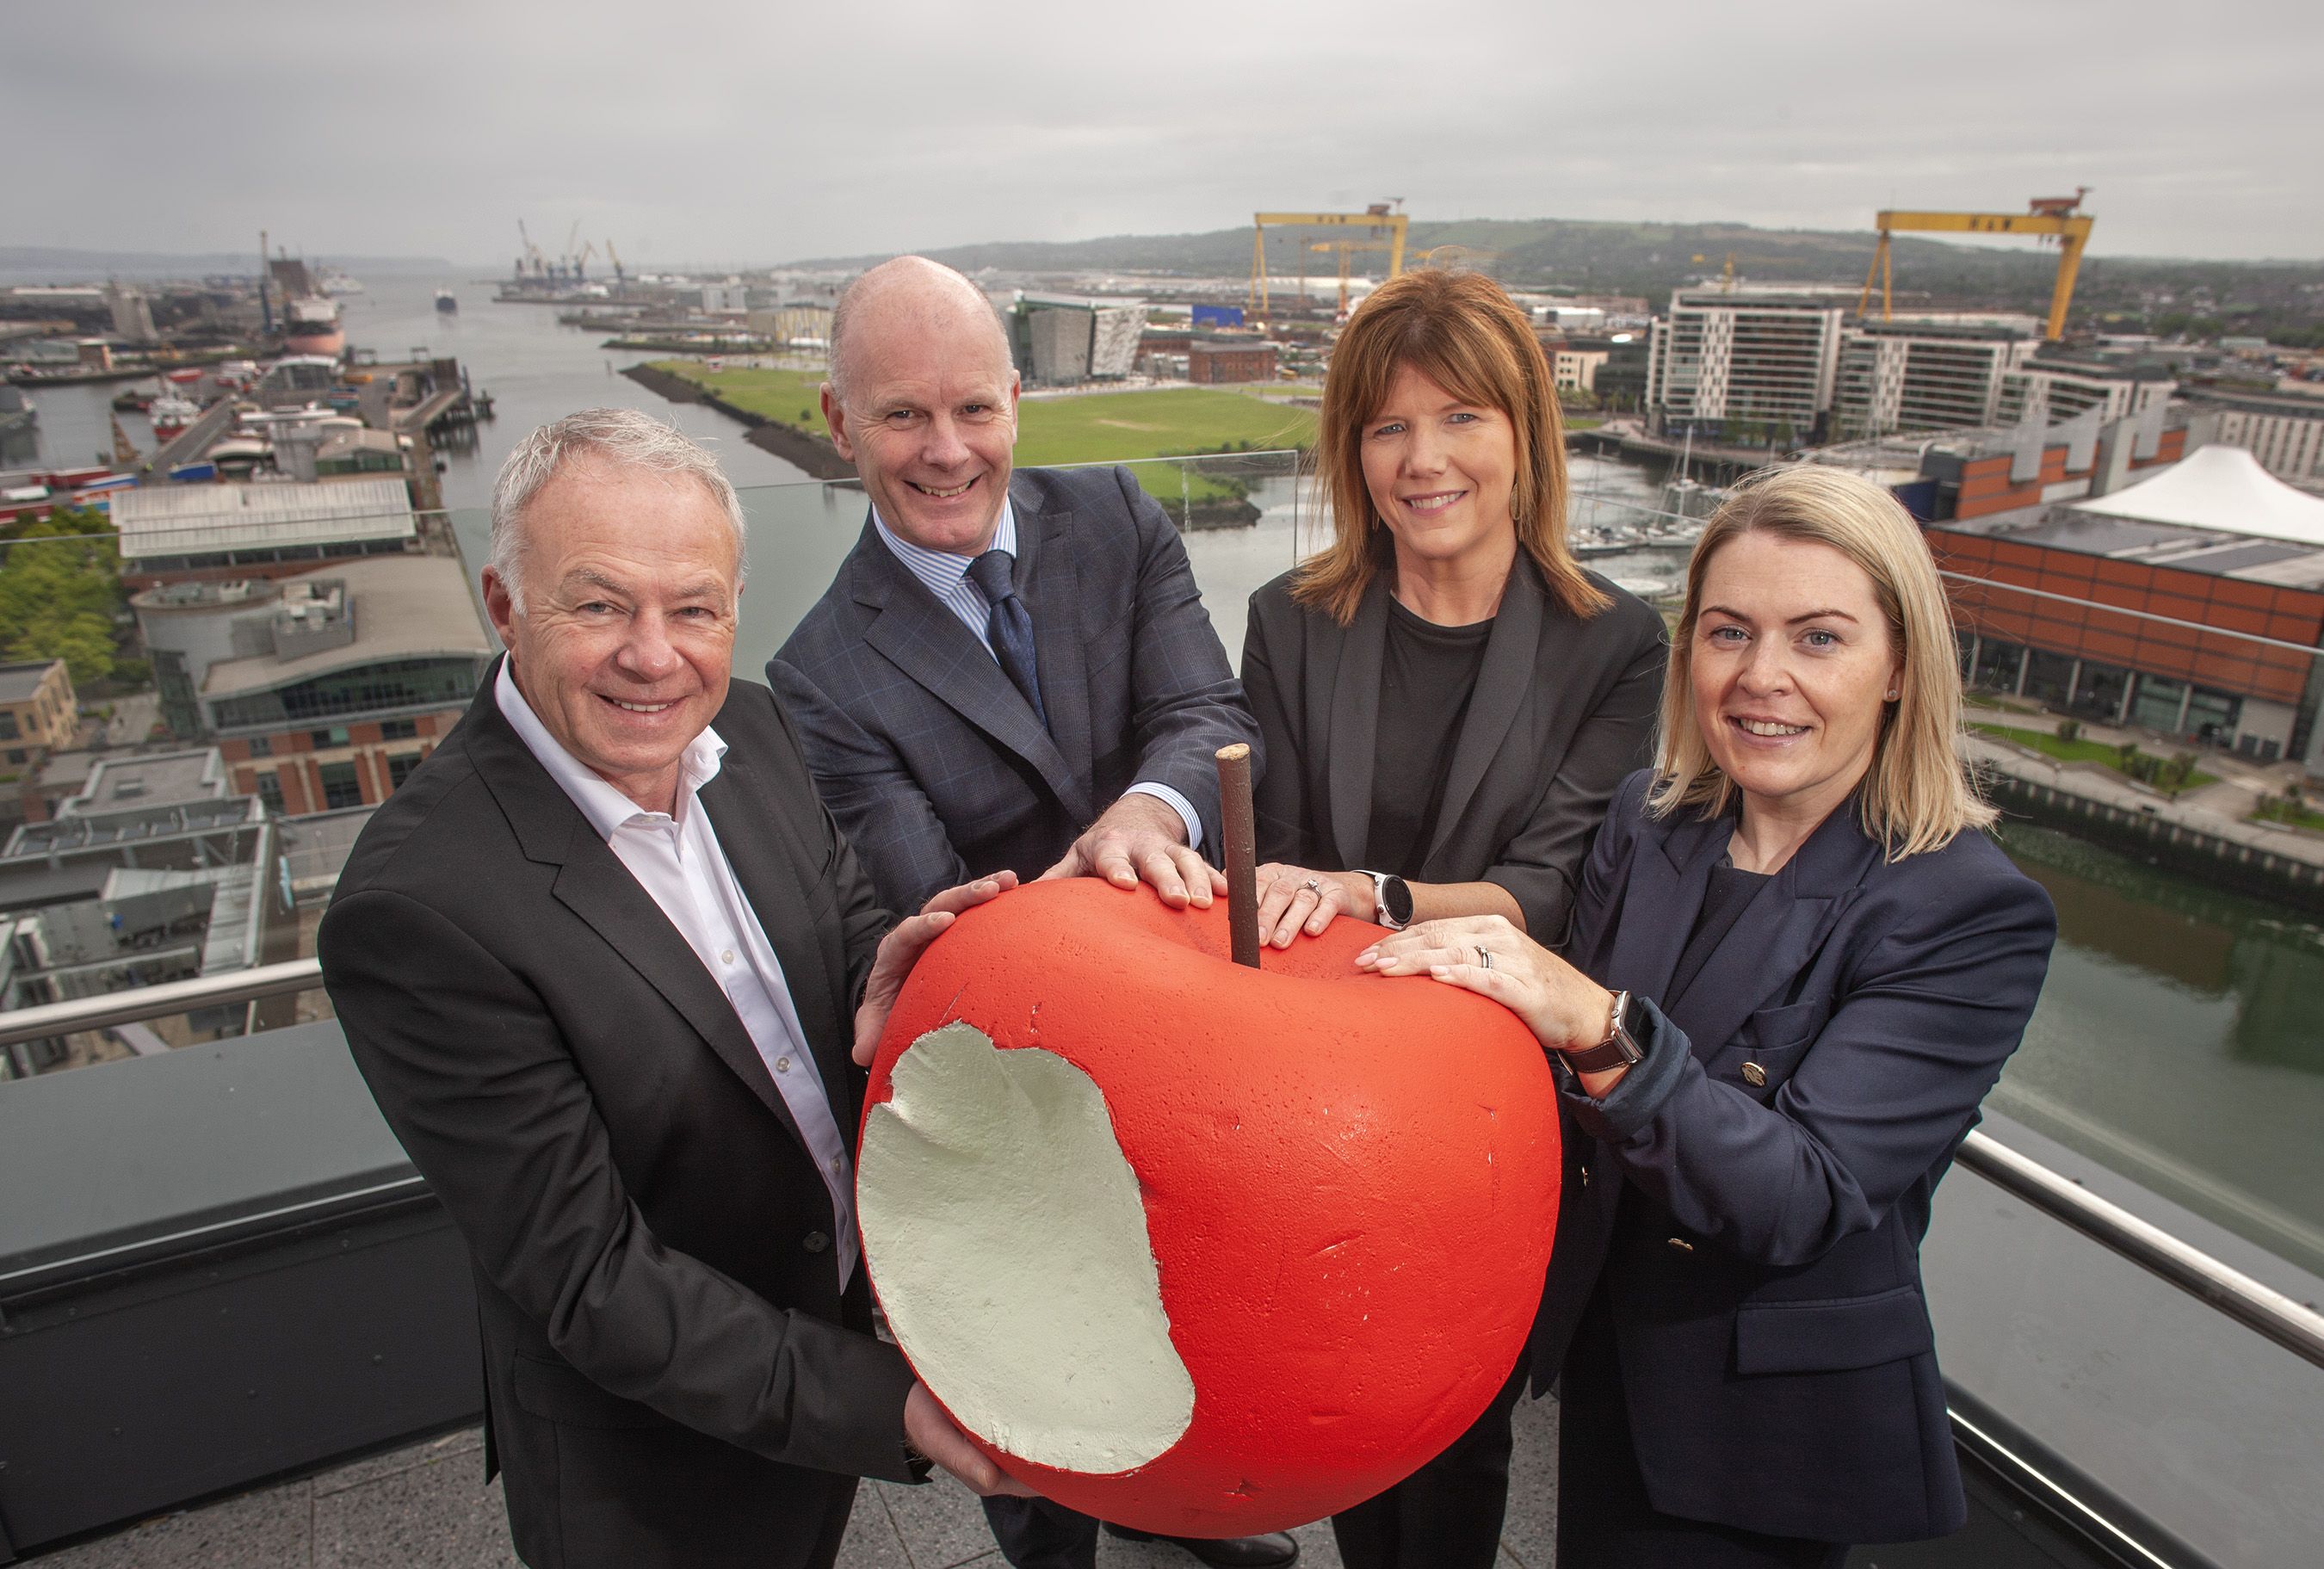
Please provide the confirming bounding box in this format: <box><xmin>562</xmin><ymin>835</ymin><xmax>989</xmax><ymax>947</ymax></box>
<box><xmin>856</xmin><ymin>879</ymin><xmax>1561</xmax><ymax>1537</ymax></box>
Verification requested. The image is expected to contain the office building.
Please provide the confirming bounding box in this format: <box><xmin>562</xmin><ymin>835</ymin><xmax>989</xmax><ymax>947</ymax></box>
<box><xmin>1187</xmin><ymin>338</ymin><xmax>1277</xmax><ymax>385</ymax></box>
<box><xmin>1995</xmin><ymin>351</ymin><xmax>2176</xmax><ymax>429</ymax></box>
<box><xmin>2188</xmin><ymin>385</ymin><xmax>2324</xmax><ymax>488</ymax></box>
<box><xmin>0</xmin><ymin>659</ymin><xmax>78</xmax><ymax>770</ymax></box>
<box><xmin>131</xmin><ymin>555</ymin><xmax>493</xmax><ymax>812</ymax></box>
<box><xmin>1930</xmin><ymin>444</ymin><xmax>2324</xmax><ymax>769</ymax></box>
<box><xmin>1831</xmin><ymin>320</ymin><xmax>2040</xmax><ymax>439</ymax></box>
<box><xmin>1646</xmin><ymin>287</ymin><xmax>1848</xmax><ymax>442</ymax></box>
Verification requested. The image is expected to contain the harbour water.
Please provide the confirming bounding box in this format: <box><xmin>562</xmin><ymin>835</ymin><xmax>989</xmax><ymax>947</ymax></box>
<box><xmin>28</xmin><ymin>271</ymin><xmax>2324</xmax><ymax>1285</ymax></box>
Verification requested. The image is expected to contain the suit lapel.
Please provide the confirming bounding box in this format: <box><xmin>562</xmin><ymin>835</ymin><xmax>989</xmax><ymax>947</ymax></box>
<box><xmin>1014</xmin><ymin>479</ymin><xmax>1097</xmax><ymax>824</ymax></box>
<box><xmin>1666</xmin><ymin>805</ymin><xmax>1879</xmax><ymax>1059</ymax></box>
<box><xmin>850</xmin><ymin>517</ymin><xmax>1091</xmax><ymax>825</ymax></box>
<box><xmin>1425</xmin><ymin>557</ymin><xmax>1545</xmax><ymax>871</ymax></box>
<box><xmin>1326</xmin><ymin>578</ymin><xmax>1389</xmax><ymax>864</ymax></box>
<box><xmin>1604</xmin><ymin>802</ymin><xmax>1730</xmax><ymax>1004</ymax></box>
<box><xmin>463</xmin><ymin>668</ymin><xmax>814</xmax><ymax>1152</ymax></box>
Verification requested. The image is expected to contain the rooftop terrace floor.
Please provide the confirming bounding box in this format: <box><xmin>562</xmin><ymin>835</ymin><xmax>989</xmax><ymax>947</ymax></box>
<box><xmin>32</xmin><ymin>1395</ymin><xmax>1563</xmax><ymax>1567</ymax></box>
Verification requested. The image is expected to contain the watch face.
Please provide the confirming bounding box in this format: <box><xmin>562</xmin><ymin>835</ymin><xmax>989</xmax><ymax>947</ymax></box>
<box><xmin>1381</xmin><ymin>875</ymin><xmax>1415</xmax><ymax>928</ymax></box>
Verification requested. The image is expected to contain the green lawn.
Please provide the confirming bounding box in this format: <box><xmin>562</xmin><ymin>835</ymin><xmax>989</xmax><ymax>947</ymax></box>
<box><xmin>650</xmin><ymin>361</ymin><xmax>1315</xmax><ymax>458</ymax></box>
<box><xmin>652</xmin><ymin>362</ymin><xmax>1313</xmax><ymax>510</ymax></box>
<box><xmin>1969</xmin><ymin>722</ymin><xmax>2219</xmax><ymax>792</ymax></box>
<box><xmin>2252</xmin><ymin>797</ymin><xmax>2324</xmax><ymax>832</ymax></box>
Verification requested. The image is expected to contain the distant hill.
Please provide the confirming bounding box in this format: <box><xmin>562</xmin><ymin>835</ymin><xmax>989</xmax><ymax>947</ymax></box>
<box><xmin>0</xmin><ymin>247</ymin><xmax>455</xmax><ymax>282</ymax></box>
<box><xmin>785</xmin><ymin>218</ymin><xmax>2324</xmax><ymax>337</ymax></box>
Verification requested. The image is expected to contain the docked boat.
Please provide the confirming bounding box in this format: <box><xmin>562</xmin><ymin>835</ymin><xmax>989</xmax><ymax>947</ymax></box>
<box><xmin>148</xmin><ymin>390</ymin><xmax>201</xmax><ymax>442</ymax></box>
<box><xmin>435</xmin><ymin>289</ymin><xmax>459</xmax><ymax>314</ymax></box>
<box><xmin>111</xmin><ymin>383</ymin><xmax>158</xmax><ymax>412</ymax></box>
<box><xmin>318</xmin><ymin>265</ymin><xmax>365</xmax><ymax>296</ymax></box>
<box><xmin>269</xmin><ymin>256</ymin><xmax>346</xmax><ymax>360</ymax></box>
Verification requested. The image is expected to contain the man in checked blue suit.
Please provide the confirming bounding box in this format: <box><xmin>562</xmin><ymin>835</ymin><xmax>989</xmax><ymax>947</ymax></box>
<box><xmin>767</xmin><ymin>258</ymin><xmax>1287</xmax><ymax>1569</ymax></box>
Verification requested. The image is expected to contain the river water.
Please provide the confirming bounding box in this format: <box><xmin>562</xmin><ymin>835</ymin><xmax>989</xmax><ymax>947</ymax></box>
<box><xmin>24</xmin><ymin>275</ymin><xmax>2324</xmax><ymax>1278</ymax></box>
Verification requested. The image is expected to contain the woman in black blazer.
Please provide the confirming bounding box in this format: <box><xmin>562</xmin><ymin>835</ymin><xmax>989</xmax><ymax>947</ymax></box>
<box><xmin>1360</xmin><ymin>466</ymin><xmax>2059</xmax><ymax>1566</ymax></box>
<box><xmin>1239</xmin><ymin>268</ymin><xmax>1664</xmax><ymax>1569</ymax></box>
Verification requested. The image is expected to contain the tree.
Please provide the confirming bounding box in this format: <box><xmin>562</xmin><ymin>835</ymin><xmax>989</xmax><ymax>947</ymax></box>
<box><xmin>0</xmin><ymin>507</ymin><xmax>123</xmax><ymax>685</ymax></box>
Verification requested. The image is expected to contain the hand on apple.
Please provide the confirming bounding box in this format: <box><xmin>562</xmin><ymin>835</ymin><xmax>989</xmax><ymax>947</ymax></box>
<box><xmin>1037</xmin><ymin>794</ymin><xmax>1225</xmax><ymax>911</ymax></box>
<box><xmin>905</xmin><ymin>1382</ymin><xmax>1039</xmax><ymax>1498</ymax></box>
<box><xmin>1357</xmin><ymin>915</ymin><xmax>1616</xmax><ymax>1059</ymax></box>
<box><xmin>1254</xmin><ymin>863</ymin><xmax>1372</xmax><ymax>948</ymax></box>
<box><xmin>854</xmin><ymin>872</ymin><xmax>1019</xmax><ymax>1066</ymax></box>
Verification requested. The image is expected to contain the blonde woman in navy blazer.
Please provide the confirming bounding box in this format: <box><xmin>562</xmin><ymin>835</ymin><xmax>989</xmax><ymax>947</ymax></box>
<box><xmin>1360</xmin><ymin>466</ymin><xmax>2057</xmax><ymax>1566</ymax></box>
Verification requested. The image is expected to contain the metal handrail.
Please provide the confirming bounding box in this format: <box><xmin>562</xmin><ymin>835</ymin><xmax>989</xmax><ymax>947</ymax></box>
<box><xmin>1956</xmin><ymin>1130</ymin><xmax>2324</xmax><ymax>1370</ymax></box>
<box><xmin>5</xmin><ymin>960</ymin><xmax>2320</xmax><ymax>1374</ymax></box>
<box><xmin>0</xmin><ymin>958</ymin><xmax>323</xmax><ymax>1049</ymax></box>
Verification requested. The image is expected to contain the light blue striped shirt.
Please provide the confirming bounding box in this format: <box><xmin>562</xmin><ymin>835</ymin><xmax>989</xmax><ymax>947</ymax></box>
<box><xmin>871</xmin><ymin>503</ymin><xmax>1203</xmax><ymax>852</ymax></box>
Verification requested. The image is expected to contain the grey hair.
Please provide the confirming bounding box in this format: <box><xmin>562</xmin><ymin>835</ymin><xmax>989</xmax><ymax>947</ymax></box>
<box><xmin>826</xmin><ymin>256</ymin><xmax>1012</xmax><ymax>403</ymax></box>
<box><xmin>488</xmin><ymin>408</ymin><xmax>748</xmax><ymax>613</ymax></box>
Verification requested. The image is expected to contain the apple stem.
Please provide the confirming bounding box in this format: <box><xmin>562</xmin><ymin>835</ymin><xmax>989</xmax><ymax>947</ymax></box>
<box><xmin>1217</xmin><ymin>744</ymin><xmax>1261</xmax><ymax>969</ymax></box>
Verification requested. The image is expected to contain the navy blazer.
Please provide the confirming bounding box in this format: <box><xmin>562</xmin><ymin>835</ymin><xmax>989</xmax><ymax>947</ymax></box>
<box><xmin>1536</xmin><ymin>769</ymin><xmax>2056</xmax><ymax>1545</ymax></box>
<box><xmin>769</xmin><ymin>465</ymin><xmax>1258</xmax><ymax>912</ymax></box>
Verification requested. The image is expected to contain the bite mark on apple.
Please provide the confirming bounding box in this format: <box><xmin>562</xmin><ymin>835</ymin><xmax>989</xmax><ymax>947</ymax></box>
<box><xmin>858</xmin><ymin>1021</ymin><xmax>1196</xmax><ymax>1474</ymax></box>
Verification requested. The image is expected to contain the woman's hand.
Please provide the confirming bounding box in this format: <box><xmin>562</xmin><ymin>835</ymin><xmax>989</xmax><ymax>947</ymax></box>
<box><xmin>1254</xmin><ymin>863</ymin><xmax>1374</xmax><ymax>948</ymax></box>
<box><xmin>1357</xmin><ymin>915</ymin><xmax>1616</xmax><ymax>1055</ymax></box>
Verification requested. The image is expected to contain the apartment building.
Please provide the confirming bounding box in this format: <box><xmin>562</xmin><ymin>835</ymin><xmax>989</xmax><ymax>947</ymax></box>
<box><xmin>1646</xmin><ymin>288</ymin><xmax>1848</xmax><ymax>441</ymax></box>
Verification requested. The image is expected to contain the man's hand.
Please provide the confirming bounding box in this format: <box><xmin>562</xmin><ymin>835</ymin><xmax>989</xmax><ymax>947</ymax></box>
<box><xmin>1036</xmin><ymin>794</ymin><xmax>1226</xmax><ymax>911</ymax></box>
<box><xmin>853</xmin><ymin>872</ymin><xmax>1018</xmax><ymax>1066</ymax></box>
<box><xmin>905</xmin><ymin>1382</ymin><xmax>1038</xmax><ymax>1497</ymax></box>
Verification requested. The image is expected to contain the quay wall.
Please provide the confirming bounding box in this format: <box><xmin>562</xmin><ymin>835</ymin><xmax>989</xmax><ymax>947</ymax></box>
<box><xmin>1985</xmin><ymin>770</ymin><xmax>2324</xmax><ymax>915</ymax></box>
<box><xmin>621</xmin><ymin>362</ymin><xmax>856</xmax><ymax>481</ymax></box>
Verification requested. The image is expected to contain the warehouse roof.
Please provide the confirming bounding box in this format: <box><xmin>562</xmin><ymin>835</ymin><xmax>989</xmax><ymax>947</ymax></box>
<box><xmin>111</xmin><ymin>479</ymin><xmax>415</xmax><ymax>562</ymax></box>
<box><xmin>199</xmin><ymin>554</ymin><xmax>489</xmax><ymax>701</ymax></box>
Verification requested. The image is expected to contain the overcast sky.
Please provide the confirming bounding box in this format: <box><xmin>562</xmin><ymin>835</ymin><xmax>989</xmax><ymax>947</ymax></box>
<box><xmin>13</xmin><ymin>0</ymin><xmax>2321</xmax><ymax>266</ymax></box>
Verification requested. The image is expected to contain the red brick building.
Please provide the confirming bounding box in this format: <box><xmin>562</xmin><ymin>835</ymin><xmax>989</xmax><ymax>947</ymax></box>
<box><xmin>1187</xmin><ymin>339</ymin><xmax>1278</xmax><ymax>385</ymax></box>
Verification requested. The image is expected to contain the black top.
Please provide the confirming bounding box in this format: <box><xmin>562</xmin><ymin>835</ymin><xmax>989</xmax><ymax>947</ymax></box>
<box><xmin>1666</xmin><ymin>852</ymin><xmax>1771</xmax><ymax>1011</ymax></box>
<box><xmin>1369</xmin><ymin>594</ymin><xmax>1494</xmax><ymax>878</ymax></box>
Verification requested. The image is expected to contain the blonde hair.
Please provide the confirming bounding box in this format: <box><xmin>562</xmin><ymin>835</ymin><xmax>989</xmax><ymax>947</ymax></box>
<box><xmin>1293</xmin><ymin>268</ymin><xmax>1608</xmax><ymax>625</ymax></box>
<box><xmin>1648</xmin><ymin>465</ymin><xmax>1996</xmax><ymax>858</ymax></box>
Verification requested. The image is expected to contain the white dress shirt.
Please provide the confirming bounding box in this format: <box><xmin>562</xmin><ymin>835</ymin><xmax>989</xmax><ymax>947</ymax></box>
<box><xmin>496</xmin><ymin>661</ymin><xmax>858</xmax><ymax>1286</ymax></box>
<box><xmin>871</xmin><ymin>498</ymin><xmax>1204</xmax><ymax>851</ymax></box>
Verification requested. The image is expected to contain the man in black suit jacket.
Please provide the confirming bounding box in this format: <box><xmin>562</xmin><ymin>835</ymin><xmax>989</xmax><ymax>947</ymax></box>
<box><xmin>320</xmin><ymin>411</ymin><xmax>1023</xmax><ymax>1569</ymax></box>
<box><xmin>768</xmin><ymin>262</ymin><xmax>1287</xmax><ymax>1569</ymax></box>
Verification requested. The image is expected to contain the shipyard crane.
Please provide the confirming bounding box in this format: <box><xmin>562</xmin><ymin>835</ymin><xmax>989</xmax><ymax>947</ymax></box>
<box><xmin>516</xmin><ymin>219</ymin><xmax>548</xmax><ymax>280</ymax></box>
<box><xmin>573</xmin><ymin>241</ymin><xmax>597</xmax><ymax>281</ymax></box>
<box><xmin>1857</xmin><ymin>190</ymin><xmax>2094</xmax><ymax>342</ymax></box>
<box><xmin>1307</xmin><ymin>238</ymin><xmax>1395</xmax><ymax>318</ymax></box>
<box><xmin>605</xmin><ymin>238</ymin><xmax>626</xmax><ymax>285</ymax></box>
<box><xmin>1690</xmin><ymin>252</ymin><xmax>1794</xmax><ymax>292</ymax></box>
<box><xmin>1250</xmin><ymin>203</ymin><xmax>1409</xmax><ymax>324</ymax></box>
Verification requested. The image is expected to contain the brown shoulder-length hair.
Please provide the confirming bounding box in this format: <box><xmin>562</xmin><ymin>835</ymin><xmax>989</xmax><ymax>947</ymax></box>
<box><xmin>1292</xmin><ymin>268</ymin><xmax>1609</xmax><ymax>625</ymax></box>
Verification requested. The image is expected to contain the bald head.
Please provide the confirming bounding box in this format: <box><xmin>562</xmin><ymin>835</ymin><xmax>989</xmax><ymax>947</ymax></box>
<box><xmin>828</xmin><ymin>256</ymin><xmax>1013</xmax><ymax>402</ymax></box>
<box><xmin>819</xmin><ymin>256</ymin><xmax>1022</xmax><ymax>557</ymax></box>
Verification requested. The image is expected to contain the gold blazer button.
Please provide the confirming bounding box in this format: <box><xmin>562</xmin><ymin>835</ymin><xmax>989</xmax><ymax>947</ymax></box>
<box><xmin>1742</xmin><ymin>1061</ymin><xmax>1767</xmax><ymax>1087</ymax></box>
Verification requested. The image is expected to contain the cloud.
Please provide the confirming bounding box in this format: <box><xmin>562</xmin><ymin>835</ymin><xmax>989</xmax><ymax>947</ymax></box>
<box><xmin>12</xmin><ymin>0</ymin><xmax>2320</xmax><ymax>263</ymax></box>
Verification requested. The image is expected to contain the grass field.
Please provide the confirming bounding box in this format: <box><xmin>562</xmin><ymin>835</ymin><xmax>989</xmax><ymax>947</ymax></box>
<box><xmin>2252</xmin><ymin>797</ymin><xmax>2324</xmax><ymax>832</ymax></box>
<box><xmin>652</xmin><ymin>362</ymin><xmax>1313</xmax><ymax>510</ymax></box>
<box><xmin>1969</xmin><ymin>722</ymin><xmax>2219</xmax><ymax>792</ymax></box>
<box><xmin>652</xmin><ymin>361</ymin><xmax>1316</xmax><ymax>459</ymax></box>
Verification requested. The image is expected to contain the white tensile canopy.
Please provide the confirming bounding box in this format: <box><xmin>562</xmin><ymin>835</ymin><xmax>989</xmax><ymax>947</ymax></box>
<box><xmin>2071</xmin><ymin>444</ymin><xmax>2324</xmax><ymax>548</ymax></box>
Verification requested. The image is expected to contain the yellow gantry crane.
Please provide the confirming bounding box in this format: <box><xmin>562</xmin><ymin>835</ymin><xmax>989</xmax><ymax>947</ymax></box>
<box><xmin>1250</xmin><ymin>203</ymin><xmax>1409</xmax><ymax>322</ymax></box>
<box><xmin>1857</xmin><ymin>189</ymin><xmax>2095</xmax><ymax>342</ymax></box>
<box><xmin>1307</xmin><ymin>238</ymin><xmax>1395</xmax><ymax>317</ymax></box>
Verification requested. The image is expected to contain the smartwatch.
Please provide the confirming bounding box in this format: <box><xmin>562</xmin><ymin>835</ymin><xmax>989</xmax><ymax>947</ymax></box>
<box><xmin>1359</xmin><ymin>869</ymin><xmax>1414</xmax><ymax>930</ymax></box>
<box><xmin>1561</xmin><ymin>989</ymin><xmax>1647</xmax><ymax>1074</ymax></box>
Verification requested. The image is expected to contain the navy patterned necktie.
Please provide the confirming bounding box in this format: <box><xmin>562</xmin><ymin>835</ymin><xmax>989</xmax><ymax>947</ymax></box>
<box><xmin>966</xmin><ymin>548</ymin><xmax>1048</xmax><ymax>729</ymax></box>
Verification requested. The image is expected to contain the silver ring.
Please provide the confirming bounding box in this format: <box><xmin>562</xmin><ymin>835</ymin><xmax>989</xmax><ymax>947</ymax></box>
<box><xmin>1476</xmin><ymin>946</ymin><xmax>1493</xmax><ymax>970</ymax></box>
<box><xmin>1301</xmin><ymin>879</ymin><xmax>1321</xmax><ymax>893</ymax></box>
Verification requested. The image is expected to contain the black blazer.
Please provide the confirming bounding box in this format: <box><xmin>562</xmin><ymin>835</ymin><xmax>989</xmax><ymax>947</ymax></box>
<box><xmin>769</xmin><ymin>465</ymin><xmax>1259</xmax><ymax>912</ymax></box>
<box><xmin>1540</xmin><ymin>770</ymin><xmax>2057</xmax><ymax>1544</ymax></box>
<box><xmin>1241</xmin><ymin>555</ymin><xmax>1666</xmax><ymax>942</ymax></box>
<box><xmin>318</xmin><ymin>666</ymin><xmax>918</xmax><ymax>1569</ymax></box>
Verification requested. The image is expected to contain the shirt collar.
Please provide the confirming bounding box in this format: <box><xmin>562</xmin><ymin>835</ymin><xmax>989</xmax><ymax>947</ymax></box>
<box><xmin>871</xmin><ymin>493</ymin><xmax>1018</xmax><ymax>584</ymax></box>
<box><xmin>495</xmin><ymin>658</ymin><xmax>727</xmax><ymax>839</ymax></box>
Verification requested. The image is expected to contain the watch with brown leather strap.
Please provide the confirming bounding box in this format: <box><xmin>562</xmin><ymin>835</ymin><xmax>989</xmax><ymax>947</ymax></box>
<box><xmin>1561</xmin><ymin>988</ymin><xmax>1648</xmax><ymax>1074</ymax></box>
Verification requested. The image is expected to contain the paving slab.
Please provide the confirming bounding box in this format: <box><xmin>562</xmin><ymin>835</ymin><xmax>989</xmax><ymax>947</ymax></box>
<box><xmin>312</xmin><ymin>1456</ymin><xmax>516</xmax><ymax>1569</ymax></box>
<box><xmin>30</xmin><ymin>1478</ymin><xmax>313</xmax><ymax>1569</ymax></box>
